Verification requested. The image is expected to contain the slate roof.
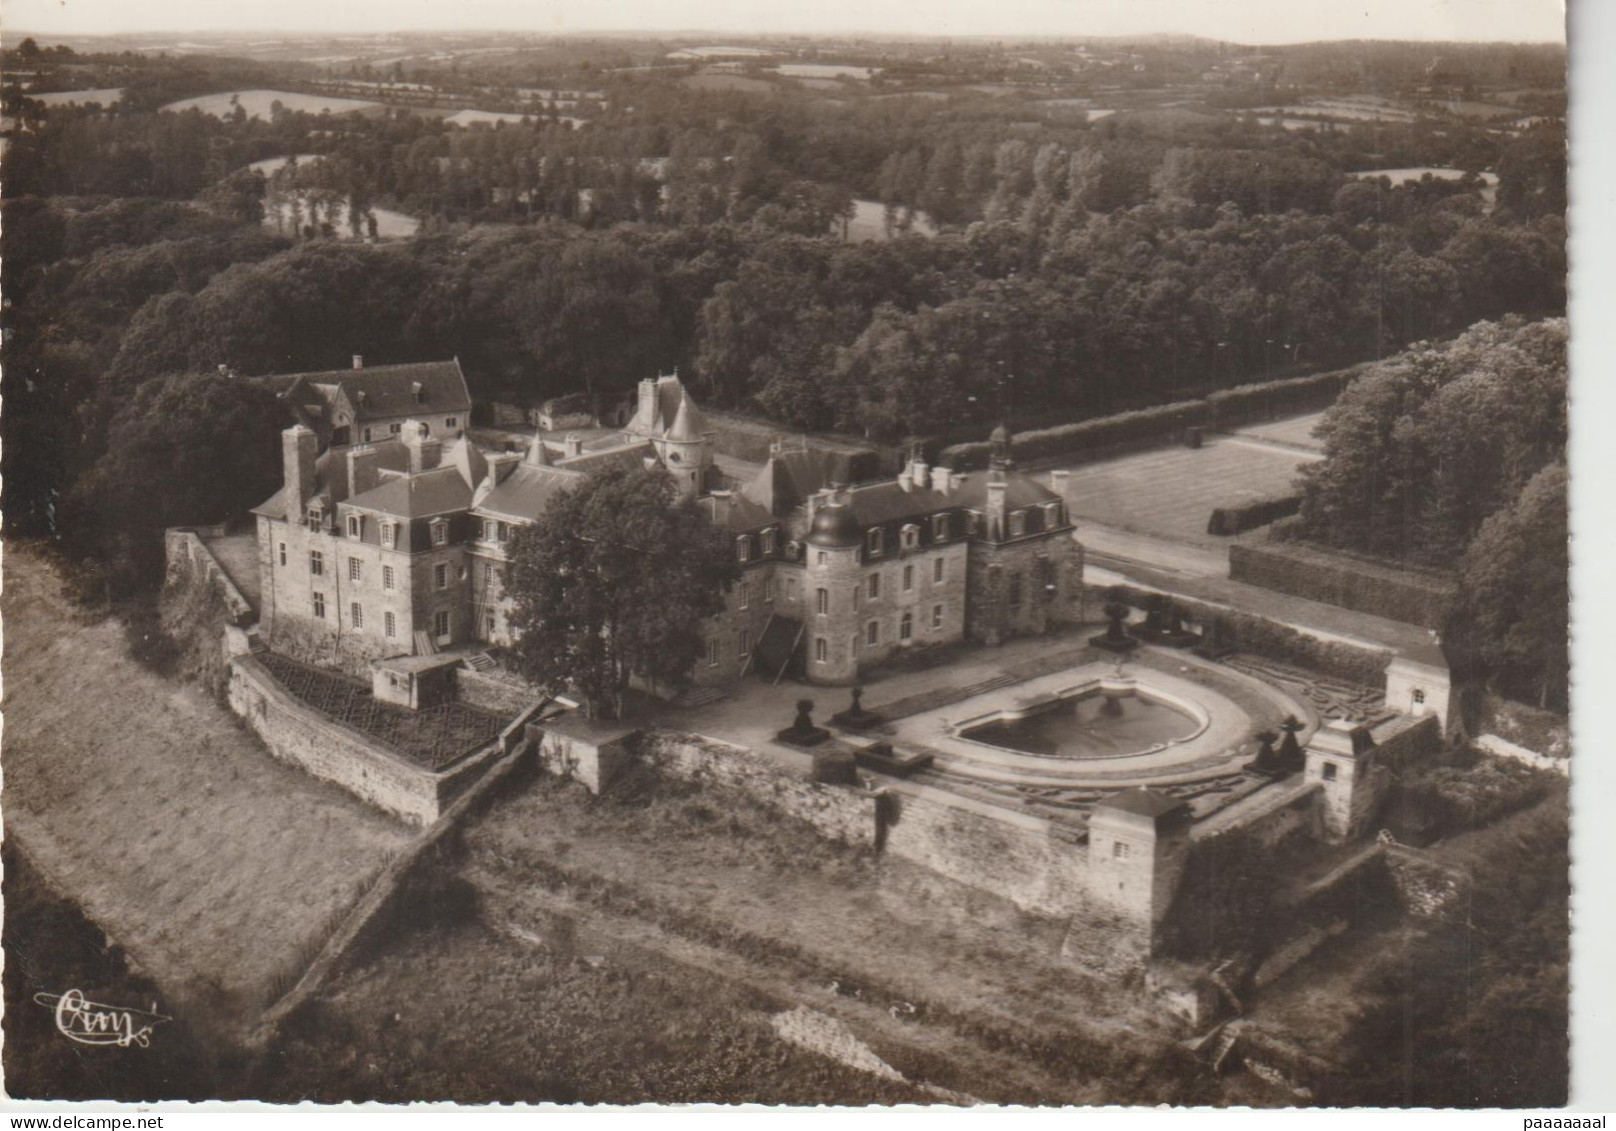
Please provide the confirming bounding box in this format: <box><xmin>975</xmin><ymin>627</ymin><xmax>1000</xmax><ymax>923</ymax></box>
<box><xmin>702</xmin><ymin>492</ymin><xmax>775</xmax><ymax>533</ymax></box>
<box><xmin>279</xmin><ymin>360</ymin><xmax>471</xmax><ymax>423</ymax></box>
<box><xmin>345</xmin><ymin>464</ymin><xmax>475</xmax><ymax>519</ymax></box>
<box><xmin>474</xmin><ymin>464</ymin><xmax>582</xmax><ymax>521</ymax></box>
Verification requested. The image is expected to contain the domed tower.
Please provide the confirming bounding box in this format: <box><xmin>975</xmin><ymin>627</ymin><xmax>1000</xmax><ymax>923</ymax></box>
<box><xmin>803</xmin><ymin>499</ymin><xmax>864</xmax><ymax>685</ymax></box>
<box><xmin>659</xmin><ymin>387</ymin><xmax>711</xmax><ymax>500</ymax></box>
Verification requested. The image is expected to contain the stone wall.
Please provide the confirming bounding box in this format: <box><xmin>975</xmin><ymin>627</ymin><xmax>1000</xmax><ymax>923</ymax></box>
<box><xmin>455</xmin><ymin>666</ymin><xmax>542</xmax><ymax>714</ymax></box>
<box><xmin>164</xmin><ymin>529</ymin><xmax>255</xmax><ymax>623</ymax></box>
<box><xmin>634</xmin><ymin>730</ymin><xmax>882</xmax><ymax>850</ymax></box>
<box><xmin>227</xmin><ymin>655</ymin><xmax>502</xmax><ymax>825</ymax></box>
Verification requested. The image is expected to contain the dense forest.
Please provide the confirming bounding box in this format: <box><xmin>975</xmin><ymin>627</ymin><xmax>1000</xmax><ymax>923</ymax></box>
<box><xmin>1</xmin><ymin>40</ymin><xmax>1565</xmax><ymax>605</ymax></box>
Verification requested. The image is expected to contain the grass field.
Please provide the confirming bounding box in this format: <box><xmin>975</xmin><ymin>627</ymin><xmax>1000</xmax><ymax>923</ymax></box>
<box><xmin>1231</xmin><ymin>411</ymin><xmax>1328</xmax><ymax>451</ymax></box>
<box><xmin>163</xmin><ymin>89</ymin><xmax>383</xmax><ymax>119</ymax></box>
<box><xmin>1055</xmin><ymin>433</ymin><xmax>1317</xmax><ymax>547</ymax></box>
<box><xmin>1</xmin><ymin>544</ymin><xmax>414</xmax><ymax>1035</ymax></box>
<box><xmin>34</xmin><ymin>88</ymin><xmax>124</xmax><ymax>107</ymax></box>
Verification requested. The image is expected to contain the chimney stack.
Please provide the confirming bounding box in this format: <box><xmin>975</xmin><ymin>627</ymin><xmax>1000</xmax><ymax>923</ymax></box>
<box><xmin>931</xmin><ymin>465</ymin><xmax>952</xmax><ymax>494</ymax></box>
<box><xmin>283</xmin><ymin>424</ymin><xmax>319</xmax><ymax>513</ymax></box>
<box><xmin>1051</xmin><ymin>469</ymin><xmax>1070</xmax><ymax>497</ymax></box>
<box><xmin>711</xmin><ymin>488</ymin><xmax>734</xmax><ymax>525</ymax></box>
<box><xmin>986</xmin><ymin>479</ymin><xmax>1008</xmax><ymax>541</ymax></box>
<box><xmin>564</xmin><ymin>433</ymin><xmax>584</xmax><ymax>458</ymax></box>
<box><xmin>401</xmin><ymin>420</ymin><xmax>442</xmax><ymax>473</ymax></box>
<box><xmin>352</xmin><ymin>354</ymin><xmax>364</xmax><ymax>370</ymax></box>
<box><xmin>347</xmin><ymin>445</ymin><xmax>381</xmax><ymax>498</ymax></box>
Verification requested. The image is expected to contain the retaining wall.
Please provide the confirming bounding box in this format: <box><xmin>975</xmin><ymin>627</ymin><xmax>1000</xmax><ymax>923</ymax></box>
<box><xmin>164</xmin><ymin>528</ymin><xmax>254</xmax><ymax>623</ymax></box>
<box><xmin>228</xmin><ymin>655</ymin><xmax>502</xmax><ymax>826</ymax></box>
<box><xmin>634</xmin><ymin>730</ymin><xmax>883</xmax><ymax>850</ymax></box>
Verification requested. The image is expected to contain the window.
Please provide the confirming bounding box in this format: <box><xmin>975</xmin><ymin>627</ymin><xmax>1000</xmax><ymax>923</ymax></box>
<box><xmin>389</xmin><ymin>422</ymin><xmax>402</xmax><ymax>435</ymax></box>
<box><xmin>308</xmin><ymin>504</ymin><xmax>323</xmax><ymax>527</ymax></box>
<box><xmin>351</xmin><ymin>602</ymin><xmax>363</xmax><ymax>630</ymax></box>
<box><xmin>934</xmin><ymin>557</ymin><xmax>945</xmax><ymax>583</ymax></box>
<box><xmin>349</xmin><ymin>557</ymin><xmax>362</xmax><ymax>582</ymax></box>
<box><xmin>932</xmin><ymin>604</ymin><xmax>944</xmax><ymax>630</ymax></box>
<box><xmin>484</xmin><ymin>609</ymin><xmax>497</xmax><ymax>637</ymax></box>
<box><xmin>902</xmin><ymin>564</ymin><xmax>914</xmax><ymax>592</ymax></box>
<box><xmin>786</xmin><ymin>577</ymin><xmax>799</xmax><ymax>602</ymax></box>
<box><xmin>309</xmin><ymin>549</ymin><xmax>324</xmax><ymax>576</ymax></box>
<box><xmin>867</xmin><ymin>573</ymin><xmax>881</xmax><ymax>600</ymax></box>
<box><xmin>418</xmin><ymin>422</ymin><xmax>430</xmax><ymax>437</ymax></box>
<box><xmin>1322</xmin><ymin>762</ymin><xmax>1338</xmax><ymax>782</ymax></box>
<box><xmin>363</xmin><ymin>427</ymin><xmax>373</xmax><ymax>443</ymax></box>
<box><xmin>433</xmin><ymin>610</ymin><xmax>450</xmax><ymax>640</ymax></box>
<box><xmin>434</xmin><ymin>563</ymin><xmax>449</xmax><ymax>590</ymax></box>
<box><xmin>485</xmin><ymin>562</ymin><xmax>497</xmax><ymax>586</ymax></box>
<box><xmin>816</xmin><ymin>551</ymin><xmax>828</xmax><ymax>566</ymax></box>
<box><xmin>446</xmin><ymin>417</ymin><xmax>458</xmax><ymax>429</ymax></box>
<box><xmin>383</xmin><ymin>565</ymin><xmax>395</xmax><ymax>591</ymax></box>
<box><xmin>1112</xmin><ymin>841</ymin><xmax>1131</xmax><ymax>860</ymax></box>
<box><xmin>1044</xmin><ymin>501</ymin><xmax>1062</xmax><ymax>527</ymax></box>
<box><xmin>762</xmin><ymin>529</ymin><xmax>776</xmax><ymax>555</ymax></box>
<box><xmin>1412</xmin><ymin>689</ymin><xmax>1426</xmax><ymax>706</ymax></box>
<box><xmin>385</xmin><ymin>611</ymin><xmax>396</xmax><ymax>638</ymax></box>
<box><xmin>764</xmin><ymin>576</ymin><xmax>775</xmax><ymax>603</ymax></box>
<box><xmin>483</xmin><ymin>519</ymin><xmax>497</xmax><ymax>541</ymax></box>
<box><xmin>739</xmin><ymin>582</ymin><xmax>751</xmax><ymax>610</ymax></box>
<box><xmin>817</xmin><ymin>588</ymin><xmax>829</xmax><ymax>616</ymax></box>
<box><xmin>736</xmin><ymin>536</ymin><xmax>750</xmax><ymax>563</ymax></box>
<box><xmin>708</xmin><ymin>639</ymin><xmax>720</xmax><ymax>667</ymax></box>
<box><xmin>381</xmin><ymin>522</ymin><xmax>396</xmax><ymax>549</ymax></box>
<box><xmin>901</xmin><ymin>523</ymin><xmax>919</xmax><ymax>550</ymax></box>
<box><xmin>312</xmin><ymin>592</ymin><xmax>326</xmax><ymax>619</ymax></box>
<box><xmin>900</xmin><ymin>612</ymin><xmax>913</xmax><ymax>642</ymax></box>
<box><xmin>738</xmin><ymin>629</ymin><xmax>751</xmax><ymax>657</ymax></box>
<box><xmin>347</xmin><ymin>514</ymin><xmax>362</xmax><ymax>538</ymax></box>
<box><xmin>431</xmin><ymin>520</ymin><xmax>448</xmax><ymax>547</ymax></box>
<box><xmin>497</xmin><ymin>521</ymin><xmax>510</xmax><ymax>542</ymax></box>
<box><xmin>815</xmin><ymin>637</ymin><xmax>828</xmax><ymax>663</ymax></box>
<box><xmin>867</xmin><ymin>528</ymin><xmax>884</xmax><ymax>555</ymax></box>
<box><xmin>932</xmin><ymin>513</ymin><xmax>949</xmax><ymax>541</ymax></box>
<box><xmin>1008</xmin><ymin>573</ymin><xmax>1024</xmax><ymax>605</ymax></box>
<box><xmin>278</xmin><ymin>542</ymin><xmax>287</xmax><ymax>567</ymax></box>
<box><xmin>1010</xmin><ymin>511</ymin><xmax>1026</xmax><ymax>537</ymax></box>
<box><xmin>866</xmin><ymin>620</ymin><xmax>880</xmax><ymax>646</ymax></box>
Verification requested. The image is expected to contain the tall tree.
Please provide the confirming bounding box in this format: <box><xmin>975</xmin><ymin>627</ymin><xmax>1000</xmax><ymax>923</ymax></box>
<box><xmin>503</xmin><ymin>464</ymin><xmax>740</xmax><ymax>719</ymax></box>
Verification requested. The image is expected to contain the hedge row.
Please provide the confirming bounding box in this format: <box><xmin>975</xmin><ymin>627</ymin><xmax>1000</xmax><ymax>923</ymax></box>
<box><xmin>941</xmin><ymin>399</ymin><xmax>1209</xmax><ymax>471</ymax></box>
<box><xmin>1203</xmin><ymin>368</ymin><xmax>1362</xmax><ymax>429</ymax></box>
<box><xmin>1206</xmin><ymin>493</ymin><xmax>1303</xmax><ymax>536</ymax></box>
<box><xmin>1098</xmin><ymin>581</ymin><xmax>1392</xmax><ymax>688</ymax></box>
<box><xmin>1229</xmin><ymin>540</ymin><xmax>1456</xmax><ymax>630</ymax></box>
<box><xmin>939</xmin><ymin>367</ymin><xmax>1360</xmax><ymax>471</ymax></box>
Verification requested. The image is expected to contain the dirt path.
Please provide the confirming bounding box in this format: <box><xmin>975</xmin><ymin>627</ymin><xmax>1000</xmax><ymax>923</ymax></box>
<box><xmin>2</xmin><ymin>542</ymin><xmax>413</xmax><ymax>1039</ymax></box>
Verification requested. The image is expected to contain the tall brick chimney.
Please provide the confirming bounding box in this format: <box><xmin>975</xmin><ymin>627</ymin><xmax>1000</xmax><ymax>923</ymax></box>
<box><xmin>352</xmin><ymin>354</ymin><xmax>364</xmax><ymax>370</ymax></box>
<box><xmin>401</xmin><ymin>420</ymin><xmax>442</xmax><ymax>473</ymax></box>
<box><xmin>347</xmin><ymin>445</ymin><xmax>382</xmax><ymax>498</ymax></box>
<box><xmin>283</xmin><ymin>424</ymin><xmax>318</xmax><ymax>513</ymax></box>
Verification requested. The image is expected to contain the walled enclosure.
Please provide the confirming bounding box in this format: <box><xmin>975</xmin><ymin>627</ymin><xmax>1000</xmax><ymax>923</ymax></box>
<box><xmin>228</xmin><ymin>654</ymin><xmax>504</xmax><ymax>825</ymax></box>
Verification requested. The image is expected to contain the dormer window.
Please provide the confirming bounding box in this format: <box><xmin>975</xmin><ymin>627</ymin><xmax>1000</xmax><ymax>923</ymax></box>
<box><xmin>483</xmin><ymin>519</ymin><xmax>497</xmax><ymax>542</ymax></box>
<box><xmin>867</xmin><ymin>528</ymin><xmax>884</xmax><ymax>555</ymax></box>
<box><xmin>381</xmin><ymin>521</ymin><xmax>397</xmax><ymax>549</ymax></box>
<box><xmin>1010</xmin><ymin>511</ymin><xmax>1026</xmax><ymax>538</ymax></box>
<box><xmin>431</xmin><ymin>519</ymin><xmax>448</xmax><ymax>547</ymax></box>
<box><xmin>762</xmin><ymin>528</ymin><xmax>777</xmax><ymax>555</ymax></box>
<box><xmin>901</xmin><ymin>523</ymin><xmax>920</xmax><ymax>551</ymax></box>
<box><xmin>736</xmin><ymin>536</ymin><xmax>750</xmax><ymax>563</ymax></box>
<box><xmin>932</xmin><ymin>513</ymin><xmax>949</xmax><ymax>541</ymax></box>
<box><xmin>412</xmin><ymin>381</ymin><xmax>425</xmax><ymax>405</ymax></box>
<box><xmin>1044</xmin><ymin>501</ymin><xmax>1062</xmax><ymax>527</ymax></box>
<box><xmin>497</xmin><ymin>521</ymin><xmax>510</xmax><ymax>542</ymax></box>
<box><xmin>307</xmin><ymin>503</ymin><xmax>324</xmax><ymax>527</ymax></box>
<box><xmin>347</xmin><ymin>514</ymin><xmax>362</xmax><ymax>539</ymax></box>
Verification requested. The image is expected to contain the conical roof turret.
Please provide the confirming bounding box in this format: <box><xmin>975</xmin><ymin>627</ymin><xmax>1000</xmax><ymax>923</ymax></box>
<box><xmin>666</xmin><ymin>389</ymin><xmax>705</xmax><ymax>442</ymax></box>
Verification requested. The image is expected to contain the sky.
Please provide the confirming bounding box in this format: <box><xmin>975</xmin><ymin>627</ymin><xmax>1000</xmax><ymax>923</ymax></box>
<box><xmin>0</xmin><ymin>0</ymin><xmax>1566</xmax><ymax>43</ymax></box>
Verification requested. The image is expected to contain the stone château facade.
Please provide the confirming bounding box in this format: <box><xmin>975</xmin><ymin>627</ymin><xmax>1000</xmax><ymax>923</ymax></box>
<box><xmin>252</xmin><ymin>371</ymin><xmax>1085</xmax><ymax>688</ymax></box>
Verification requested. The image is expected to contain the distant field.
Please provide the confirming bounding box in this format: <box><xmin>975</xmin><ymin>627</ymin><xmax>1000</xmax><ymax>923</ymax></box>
<box><xmin>843</xmin><ymin>198</ymin><xmax>937</xmax><ymax>243</ymax></box>
<box><xmin>163</xmin><ymin>88</ymin><xmax>384</xmax><ymax>119</ymax></box>
<box><xmin>443</xmin><ymin>109</ymin><xmax>532</xmax><ymax>126</ymax></box>
<box><xmin>776</xmin><ymin>63</ymin><xmax>873</xmax><ymax>80</ymax></box>
<box><xmin>1055</xmin><ymin>426</ymin><xmax>1322</xmax><ymax>547</ymax></box>
<box><xmin>680</xmin><ymin>72</ymin><xmax>776</xmax><ymax>93</ymax></box>
<box><xmin>33</xmin><ymin>88</ymin><xmax>123</xmax><ymax>107</ymax></box>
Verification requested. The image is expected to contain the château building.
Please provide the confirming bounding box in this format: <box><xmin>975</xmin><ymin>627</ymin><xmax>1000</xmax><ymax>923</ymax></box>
<box><xmin>252</xmin><ymin>372</ymin><xmax>1085</xmax><ymax>688</ymax></box>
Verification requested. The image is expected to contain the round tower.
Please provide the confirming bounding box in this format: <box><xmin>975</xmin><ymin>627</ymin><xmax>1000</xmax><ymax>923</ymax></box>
<box><xmin>803</xmin><ymin>502</ymin><xmax>864</xmax><ymax>685</ymax></box>
<box><xmin>660</xmin><ymin>389</ymin><xmax>711</xmax><ymax>499</ymax></box>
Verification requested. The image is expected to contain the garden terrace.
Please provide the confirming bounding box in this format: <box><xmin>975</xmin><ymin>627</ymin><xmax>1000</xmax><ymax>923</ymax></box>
<box><xmin>258</xmin><ymin>652</ymin><xmax>506</xmax><ymax>771</ymax></box>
